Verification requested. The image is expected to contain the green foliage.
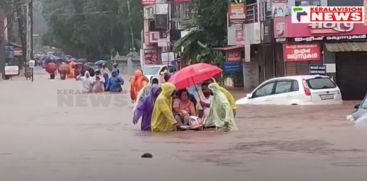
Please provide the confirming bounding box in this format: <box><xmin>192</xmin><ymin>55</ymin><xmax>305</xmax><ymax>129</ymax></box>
<box><xmin>41</xmin><ymin>0</ymin><xmax>143</xmax><ymax>60</ymax></box>
<box><xmin>173</xmin><ymin>0</ymin><xmax>227</xmax><ymax>65</ymax></box>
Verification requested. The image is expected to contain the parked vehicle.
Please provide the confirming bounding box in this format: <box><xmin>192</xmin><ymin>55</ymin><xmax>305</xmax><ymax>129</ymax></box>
<box><xmin>347</xmin><ymin>94</ymin><xmax>367</xmax><ymax>122</ymax></box>
<box><xmin>142</xmin><ymin>65</ymin><xmax>175</xmax><ymax>83</ymax></box>
<box><xmin>236</xmin><ymin>75</ymin><xmax>343</xmax><ymax>105</ymax></box>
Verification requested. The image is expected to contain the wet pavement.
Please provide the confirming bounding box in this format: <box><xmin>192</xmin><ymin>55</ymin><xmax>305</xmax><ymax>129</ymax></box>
<box><xmin>1</xmin><ymin>69</ymin><xmax>367</xmax><ymax>181</ymax></box>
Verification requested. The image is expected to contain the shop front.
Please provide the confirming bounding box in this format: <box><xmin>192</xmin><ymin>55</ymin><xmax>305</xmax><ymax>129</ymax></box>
<box><xmin>215</xmin><ymin>45</ymin><xmax>244</xmax><ymax>88</ymax></box>
<box><xmin>274</xmin><ymin>16</ymin><xmax>367</xmax><ymax>100</ymax></box>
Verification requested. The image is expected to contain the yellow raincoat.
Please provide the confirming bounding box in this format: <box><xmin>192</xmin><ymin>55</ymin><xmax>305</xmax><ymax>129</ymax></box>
<box><xmin>204</xmin><ymin>83</ymin><xmax>238</xmax><ymax>131</ymax></box>
<box><xmin>151</xmin><ymin>83</ymin><xmax>177</xmax><ymax>132</ymax></box>
<box><xmin>219</xmin><ymin>87</ymin><xmax>237</xmax><ymax>111</ymax></box>
<box><xmin>210</xmin><ymin>78</ymin><xmax>236</xmax><ymax>111</ymax></box>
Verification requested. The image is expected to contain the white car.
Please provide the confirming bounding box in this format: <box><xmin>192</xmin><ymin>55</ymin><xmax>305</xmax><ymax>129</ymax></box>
<box><xmin>236</xmin><ymin>75</ymin><xmax>343</xmax><ymax>105</ymax></box>
<box><xmin>142</xmin><ymin>65</ymin><xmax>176</xmax><ymax>83</ymax></box>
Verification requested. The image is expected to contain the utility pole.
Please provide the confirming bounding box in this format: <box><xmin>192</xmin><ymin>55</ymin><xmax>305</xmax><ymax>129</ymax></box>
<box><xmin>126</xmin><ymin>0</ymin><xmax>135</xmax><ymax>51</ymax></box>
<box><xmin>26</xmin><ymin>0</ymin><xmax>33</xmax><ymax>63</ymax></box>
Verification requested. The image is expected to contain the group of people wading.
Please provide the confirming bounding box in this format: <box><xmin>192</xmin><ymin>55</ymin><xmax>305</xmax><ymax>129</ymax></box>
<box><xmin>131</xmin><ymin>71</ymin><xmax>238</xmax><ymax>132</ymax></box>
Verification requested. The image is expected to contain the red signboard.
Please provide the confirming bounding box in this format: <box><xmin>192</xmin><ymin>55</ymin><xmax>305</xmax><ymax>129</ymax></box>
<box><xmin>234</xmin><ymin>24</ymin><xmax>245</xmax><ymax>45</ymax></box>
<box><xmin>149</xmin><ymin>31</ymin><xmax>160</xmax><ymax>44</ymax></box>
<box><xmin>227</xmin><ymin>51</ymin><xmax>241</xmax><ymax>62</ymax></box>
<box><xmin>144</xmin><ymin>49</ymin><xmax>158</xmax><ymax>65</ymax></box>
<box><xmin>274</xmin><ymin>16</ymin><xmax>367</xmax><ymax>38</ymax></box>
<box><xmin>142</xmin><ymin>0</ymin><xmax>155</xmax><ymax>6</ymax></box>
<box><xmin>283</xmin><ymin>43</ymin><xmax>321</xmax><ymax>62</ymax></box>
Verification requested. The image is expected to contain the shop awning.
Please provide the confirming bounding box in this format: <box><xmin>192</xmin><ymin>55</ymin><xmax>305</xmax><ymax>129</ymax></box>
<box><xmin>214</xmin><ymin>45</ymin><xmax>244</xmax><ymax>51</ymax></box>
<box><xmin>325</xmin><ymin>42</ymin><xmax>367</xmax><ymax>52</ymax></box>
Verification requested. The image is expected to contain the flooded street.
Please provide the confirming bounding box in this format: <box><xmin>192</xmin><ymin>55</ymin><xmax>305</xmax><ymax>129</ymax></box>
<box><xmin>1</xmin><ymin>70</ymin><xmax>367</xmax><ymax>181</ymax></box>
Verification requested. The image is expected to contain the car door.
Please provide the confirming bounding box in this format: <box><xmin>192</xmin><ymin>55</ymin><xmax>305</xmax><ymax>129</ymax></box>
<box><xmin>272</xmin><ymin>80</ymin><xmax>299</xmax><ymax>105</ymax></box>
<box><xmin>249</xmin><ymin>82</ymin><xmax>276</xmax><ymax>104</ymax></box>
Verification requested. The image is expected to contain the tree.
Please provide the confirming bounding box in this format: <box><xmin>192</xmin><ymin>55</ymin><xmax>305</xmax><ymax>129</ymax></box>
<box><xmin>41</xmin><ymin>0</ymin><xmax>143</xmax><ymax>60</ymax></box>
<box><xmin>173</xmin><ymin>0</ymin><xmax>227</xmax><ymax>65</ymax></box>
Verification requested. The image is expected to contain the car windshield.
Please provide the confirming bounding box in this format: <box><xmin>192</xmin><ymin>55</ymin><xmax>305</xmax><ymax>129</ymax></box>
<box><xmin>142</xmin><ymin>67</ymin><xmax>161</xmax><ymax>75</ymax></box>
<box><xmin>306</xmin><ymin>78</ymin><xmax>336</xmax><ymax>89</ymax></box>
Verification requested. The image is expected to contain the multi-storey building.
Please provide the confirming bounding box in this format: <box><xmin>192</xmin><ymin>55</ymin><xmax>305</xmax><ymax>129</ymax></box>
<box><xmin>140</xmin><ymin>0</ymin><xmax>193</xmax><ymax>68</ymax></box>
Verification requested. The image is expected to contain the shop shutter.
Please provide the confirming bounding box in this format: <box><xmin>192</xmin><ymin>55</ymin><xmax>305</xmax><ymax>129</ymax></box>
<box><xmin>336</xmin><ymin>52</ymin><xmax>367</xmax><ymax>100</ymax></box>
<box><xmin>285</xmin><ymin>62</ymin><xmax>297</xmax><ymax>76</ymax></box>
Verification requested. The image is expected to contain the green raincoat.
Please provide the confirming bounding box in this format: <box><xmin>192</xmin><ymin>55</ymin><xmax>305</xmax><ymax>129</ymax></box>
<box><xmin>151</xmin><ymin>83</ymin><xmax>177</xmax><ymax>132</ymax></box>
<box><xmin>204</xmin><ymin>83</ymin><xmax>238</xmax><ymax>131</ymax></box>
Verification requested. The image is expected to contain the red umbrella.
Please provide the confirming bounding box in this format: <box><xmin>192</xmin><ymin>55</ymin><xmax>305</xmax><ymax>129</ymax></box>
<box><xmin>168</xmin><ymin>63</ymin><xmax>222</xmax><ymax>90</ymax></box>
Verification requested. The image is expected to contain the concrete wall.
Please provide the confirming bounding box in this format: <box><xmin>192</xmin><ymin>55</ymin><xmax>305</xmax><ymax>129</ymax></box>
<box><xmin>243</xmin><ymin>62</ymin><xmax>259</xmax><ymax>91</ymax></box>
<box><xmin>323</xmin><ymin>43</ymin><xmax>337</xmax><ymax>80</ymax></box>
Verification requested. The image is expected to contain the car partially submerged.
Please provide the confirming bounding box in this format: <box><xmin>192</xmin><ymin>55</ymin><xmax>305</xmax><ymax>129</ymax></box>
<box><xmin>347</xmin><ymin>94</ymin><xmax>367</xmax><ymax>124</ymax></box>
<box><xmin>236</xmin><ymin>75</ymin><xmax>343</xmax><ymax>105</ymax></box>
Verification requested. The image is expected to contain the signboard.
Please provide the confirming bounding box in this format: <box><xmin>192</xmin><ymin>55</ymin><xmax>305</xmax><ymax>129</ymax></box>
<box><xmin>142</xmin><ymin>0</ymin><xmax>155</xmax><ymax>6</ymax></box>
<box><xmin>223</xmin><ymin>62</ymin><xmax>242</xmax><ymax>73</ymax></box>
<box><xmin>227</xmin><ymin>51</ymin><xmax>241</xmax><ymax>62</ymax></box>
<box><xmin>234</xmin><ymin>24</ymin><xmax>245</xmax><ymax>45</ymax></box>
<box><xmin>272</xmin><ymin>3</ymin><xmax>288</xmax><ymax>17</ymax></box>
<box><xmin>29</xmin><ymin>60</ymin><xmax>35</xmax><ymax>68</ymax></box>
<box><xmin>161</xmin><ymin>52</ymin><xmax>176</xmax><ymax>66</ymax></box>
<box><xmin>156</xmin><ymin>4</ymin><xmax>168</xmax><ymax>15</ymax></box>
<box><xmin>325</xmin><ymin>63</ymin><xmax>336</xmax><ymax>73</ymax></box>
<box><xmin>161</xmin><ymin>52</ymin><xmax>175</xmax><ymax>62</ymax></box>
<box><xmin>149</xmin><ymin>31</ymin><xmax>160</xmax><ymax>43</ymax></box>
<box><xmin>283</xmin><ymin>43</ymin><xmax>321</xmax><ymax>62</ymax></box>
<box><xmin>229</xmin><ymin>3</ymin><xmax>246</xmax><ymax>22</ymax></box>
<box><xmin>4</xmin><ymin>66</ymin><xmax>19</xmax><ymax>75</ymax></box>
<box><xmin>309</xmin><ymin>65</ymin><xmax>326</xmax><ymax>75</ymax></box>
<box><xmin>158</xmin><ymin>38</ymin><xmax>169</xmax><ymax>47</ymax></box>
<box><xmin>14</xmin><ymin>47</ymin><xmax>23</xmax><ymax>56</ymax></box>
<box><xmin>274</xmin><ymin>16</ymin><xmax>367</xmax><ymax>39</ymax></box>
<box><xmin>292</xmin><ymin>6</ymin><xmax>365</xmax><ymax>24</ymax></box>
<box><xmin>144</xmin><ymin>49</ymin><xmax>158</xmax><ymax>64</ymax></box>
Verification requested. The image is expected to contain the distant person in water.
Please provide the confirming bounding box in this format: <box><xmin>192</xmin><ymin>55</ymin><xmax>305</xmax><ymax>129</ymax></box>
<box><xmin>130</xmin><ymin>69</ymin><xmax>148</xmax><ymax>103</ymax></box>
<box><xmin>112</xmin><ymin>63</ymin><xmax>120</xmax><ymax>75</ymax></box>
<box><xmin>106</xmin><ymin>70</ymin><xmax>124</xmax><ymax>92</ymax></box>
<box><xmin>78</xmin><ymin>71</ymin><xmax>93</xmax><ymax>93</ymax></box>
<box><xmin>92</xmin><ymin>76</ymin><xmax>104</xmax><ymax>93</ymax></box>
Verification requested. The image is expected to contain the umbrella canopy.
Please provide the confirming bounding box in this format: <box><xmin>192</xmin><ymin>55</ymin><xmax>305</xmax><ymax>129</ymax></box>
<box><xmin>77</xmin><ymin>58</ymin><xmax>87</xmax><ymax>63</ymax></box>
<box><xmin>168</xmin><ymin>63</ymin><xmax>223</xmax><ymax>90</ymax></box>
<box><xmin>95</xmin><ymin>60</ymin><xmax>107</xmax><ymax>65</ymax></box>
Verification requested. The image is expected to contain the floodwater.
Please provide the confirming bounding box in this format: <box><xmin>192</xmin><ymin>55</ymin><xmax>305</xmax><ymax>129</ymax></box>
<box><xmin>0</xmin><ymin>69</ymin><xmax>367</xmax><ymax>181</ymax></box>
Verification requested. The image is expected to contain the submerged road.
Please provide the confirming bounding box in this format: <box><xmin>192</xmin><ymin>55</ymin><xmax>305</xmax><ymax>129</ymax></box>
<box><xmin>1</xmin><ymin>69</ymin><xmax>367</xmax><ymax>181</ymax></box>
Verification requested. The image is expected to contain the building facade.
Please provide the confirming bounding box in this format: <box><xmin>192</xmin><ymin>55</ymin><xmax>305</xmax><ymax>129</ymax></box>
<box><xmin>227</xmin><ymin>0</ymin><xmax>367</xmax><ymax>100</ymax></box>
<box><xmin>273</xmin><ymin>0</ymin><xmax>367</xmax><ymax>100</ymax></box>
<box><xmin>140</xmin><ymin>0</ymin><xmax>193</xmax><ymax>68</ymax></box>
